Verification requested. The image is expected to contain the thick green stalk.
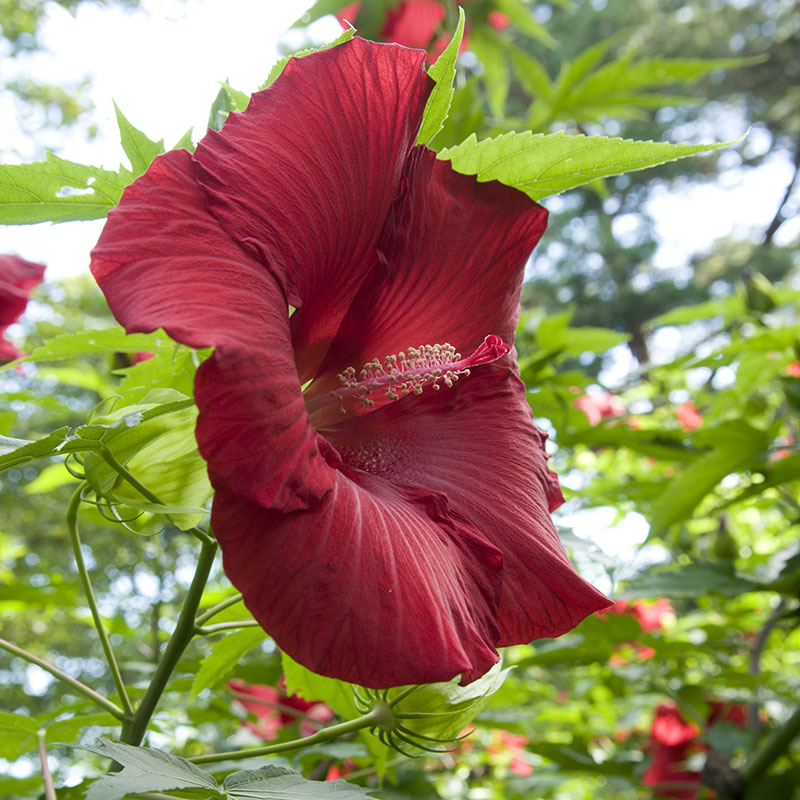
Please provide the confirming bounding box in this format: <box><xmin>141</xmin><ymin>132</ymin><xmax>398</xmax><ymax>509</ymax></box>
<box><xmin>741</xmin><ymin>705</ymin><xmax>800</xmax><ymax>785</ymax></box>
<box><xmin>190</xmin><ymin>707</ymin><xmax>385</xmax><ymax>765</ymax></box>
<box><xmin>67</xmin><ymin>485</ymin><xmax>134</xmax><ymax>718</ymax></box>
<box><xmin>0</xmin><ymin>637</ymin><xmax>123</xmax><ymax>719</ymax></box>
<box><xmin>120</xmin><ymin>540</ymin><xmax>218</xmax><ymax>747</ymax></box>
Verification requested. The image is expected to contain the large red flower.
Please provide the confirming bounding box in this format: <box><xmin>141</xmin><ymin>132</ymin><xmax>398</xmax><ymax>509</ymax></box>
<box><xmin>90</xmin><ymin>38</ymin><xmax>609</xmax><ymax>688</ymax></box>
<box><xmin>0</xmin><ymin>254</ymin><xmax>45</xmax><ymax>362</ymax></box>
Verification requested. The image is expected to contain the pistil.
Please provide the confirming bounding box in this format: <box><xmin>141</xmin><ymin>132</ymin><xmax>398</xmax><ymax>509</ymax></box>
<box><xmin>307</xmin><ymin>335</ymin><xmax>511</xmax><ymax>419</ymax></box>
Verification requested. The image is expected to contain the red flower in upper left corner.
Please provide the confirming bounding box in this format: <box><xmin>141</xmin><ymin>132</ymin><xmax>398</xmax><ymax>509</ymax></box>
<box><xmin>0</xmin><ymin>255</ymin><xmax>45</xmax><ymax>362</ymax></box>
<box><xmin>91</xmin><ymin>38</ymin><xmax>609</xmax><ymax>689</ymax></box>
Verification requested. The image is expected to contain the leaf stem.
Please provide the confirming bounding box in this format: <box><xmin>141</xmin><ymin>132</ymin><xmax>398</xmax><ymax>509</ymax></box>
<box><xmin>195</xmin><ymin>592</ymin><xmax>243</xmax><ymax>625</ymax></box>
<box><xmin>99</xmin><ymin>448</ymin><xmax>214</xmax><ymax>545</ymax></box>
<box><xmin>194</xmin><ymin>620</ymin><xmax>260</xmax><ymax>636</ymax></box>
<box><xmin>37</xmin><ymin>730</ymin><xmax>56</xmax><ymax>800</ymax></box>
<box><xmin>0</xmin><ymin>637</ymin><xmax>124</xmax><ymax>719</ymax></box>
<box><xmin>67</xmin><ymin>484</ymin><xmax>135</xmax><ymax>718</ymax></box>
<box><xmin>120</xmin><ymin>540</ymin><xmax>218</xmax><ymax>747</ymax></box>
<box><xmin>189</xmin><ymin>707</ymin><xmax>384</xmax><ymax>764</ymax></box>
<box><xmin>741</xmin><ymin>705</ymin><xmax>800</xmax><ymax>785</ymax></box>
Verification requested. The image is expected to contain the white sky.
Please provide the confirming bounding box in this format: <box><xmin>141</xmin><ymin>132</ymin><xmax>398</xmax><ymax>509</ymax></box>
<box><xmin>1</xmin><ymin>0</ymin><xmax>341</xmax><ymax>277</ymax></box>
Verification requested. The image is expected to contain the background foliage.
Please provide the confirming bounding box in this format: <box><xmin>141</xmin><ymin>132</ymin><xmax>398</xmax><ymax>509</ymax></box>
<box><xmin>1</xmin><ymin>0</ymin><xmax>799</xmax><ymax>798</ymax></box>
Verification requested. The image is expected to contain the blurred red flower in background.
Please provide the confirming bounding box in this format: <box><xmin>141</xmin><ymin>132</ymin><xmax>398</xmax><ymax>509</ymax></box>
<box><xmin>643</xmin><ymin>701</ymin><xmax>747</xmax><ymax>799</ymax></box>
<box><xmin>676</xmin><ymin>401</ymin><xmax>703</xmax><ymax>431</ymax></box>
<box><xmin>0</xmin><ymin>254</ymin><xmax>45</xmax><ymax>362</ymax></box>
<box><xmin>573</xmin><ymin>392</ymin><xmax>626</xmax><ymax>426</ymax></box>
<box><xmin>229</xmin><ymin>678</ymin><xmax>333</xmax><ymax>740</ymax></box>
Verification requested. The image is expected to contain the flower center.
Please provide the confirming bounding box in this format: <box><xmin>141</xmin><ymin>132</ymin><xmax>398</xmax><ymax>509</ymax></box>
<box><xmin>307</xmin><ymin>334</ymin><xmax>510</xmax><ymax>420</ymax></box>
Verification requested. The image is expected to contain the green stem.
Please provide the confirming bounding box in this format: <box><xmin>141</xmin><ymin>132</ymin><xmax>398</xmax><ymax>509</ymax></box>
<box><xmin>100</xmin><ymin>449</ymin><xmax>214</xmax><ymax>545</ymax></box>
<box><xmin>0</xmin><ymin>637</ymin><xmax>124</xmax><ymax>719</ymax></box>
<box><xmin>189</xmin><ymin>707</ymin><xmax>384</xmax><ymax>765</ymax></box>
<box><xmin>741</xmin><ymin>705</ymin><xmax>800</xmax><ymax>784</ymax></box>
<box><xmin>120</xmin><ymin>540</ymin><xmax>218</xmax><ymax>747</ymax></box>
<box><xmin>195</xmin><ymin>592</ymin><xmax>243</xmax><ymax>625</ymax></box>
<box><xmin>66</xmin><ymin>485</ymin><xmax>134</xmax><ymax>718</ymax></box>
<box><xmin>195</xmin><ymin>620</ymin><xmax>260</xmax><ymax>636</ymax></box>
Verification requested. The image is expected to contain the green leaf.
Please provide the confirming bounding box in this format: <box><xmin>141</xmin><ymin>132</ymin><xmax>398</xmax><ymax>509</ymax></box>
<box><xmin>468</xmin><ymin>27</ymin><xmax>510</xmax><ymax>118</ymax></box>
<box><xmin>262</xmin><ymin>28</ymin><xmax>356</xmax><ymax>89</ymax></box>
<box><xmin>0</xmin><ymin>712</ymin><xmax>39</xmax><ymax>759</ymax></box>
<box><xmin>494</xmin><ymin>0</ymin><xmax>555</xmax><ymax>46</ymax></box>
<box><xmin>220</xmin><ymin>82</ymin><xmax>250</xmax><ymax>112</ymax></box>
<box><xmin>648</xmin><ymin>420</ymin><xmax>770</xmax><ymax>535</ymax></box>
<box><xmin>396</xmin><ymin>663</ymin><xmax>509</xmax><ymax>744</ymax></box>
<box><xmin>417</xmin><ymin>6</ymin><xmax>465</xmax><ymax>146</ymax></box>
<box><xmin>0</xmin><ymin>427</ymin><xmax>72</xmax><ymax>472</ymax></box>
<box><xmin>26</xmin><ymin>328</ymin><xmax>176</xmax><ymax>362</ymax></box>
<box><xmin>190</xmin><ymin>627</ymin><xmax>267</xmax><ymax>698</ymax></box>
<box><xmin>113</xmin><ymin>103</ymin><xmax>164</xmax><ymax>177</ymax></box>
<box><xmin>618</xmin><ymin>561</ymin><xmax>762</xmax><ymax>599</ymax></box>
<box><xmin>223</xmin><ymin>765</ymin><xmax>375</xmax><ymax>799</ymax></box>
<box><xmin>81</xmin><ymin>390</ymin><xmax>211</xmax><ymax>530</ymax></box>
<box><xmin>76</xmin><ymin>739</ymin><xmax>220</xmax><ymax>800</ymax></box>
<box><xmin>0</xmin><ymin>152</ymin><xmax>130</xmax><ymax>224</ymax></box>
<box><xmin>438</xmin><ymin>130</ymin><xmax>743</xmax><ymax>201</ymax></box>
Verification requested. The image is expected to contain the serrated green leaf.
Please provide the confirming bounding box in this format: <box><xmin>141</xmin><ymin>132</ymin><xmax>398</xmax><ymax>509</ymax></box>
<box><xmin>221</xmin><ymin>82</ymin><xmax>250</xmax><ymax>112</ymax></box>
<box><xmin>509</xmin><ymin>46</ymin><xmax>554</xmax><ymax>103</ymax></box>
<box><xmin>262</xmin><ymin>28</ymin><xmax>356</xmax><ymax>89</ymax></box>
<box><xmin>113</xmin><ymin>103</ymin><xmax>164</xmax><ymax>177</ymax></box>
<box><xmin>438</xmin><ymin>130</ymin><xmax>742</xmax><ymax>201</ymax></box>
<box><xmin>223</xmin><ymin>765</ymin><xmax>374</xmax><ymax>799</ymax></box>
<box><xmin>27</xmin><ymin>328</ymin><xmax>176</xmax><ymax>362</ymax></box>
<box><xmin>173</xmin><ymin>127</ymin><xmax>195</xmax><ymax>152</ymax></box>
<box><xmin>0</xmin><ymin>153</ymin><xmax>130</xmax><ymax>224</ymax></box>
<box><xmin>417</xmin><ymin>6</ymin><xmax>465</xmax><ymax>146</ymax></box>
<box><xmin>190</xmin><ymin>627</ymin><xmax>267</xmax><ymax>698</ymax></box>
<box><xmin>618</xmin><ymin>561</ymin><xmax>762</xmax><ymax>599</ymax></box>
<box><xmin>76</xmin><ymin>739</ymin><xmax>220</xmax><ymax>800</ymax></box>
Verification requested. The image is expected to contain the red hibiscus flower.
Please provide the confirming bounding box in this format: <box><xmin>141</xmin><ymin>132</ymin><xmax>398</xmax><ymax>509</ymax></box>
<box><xmin>91</xmin><ymin>38</ymin><xmax>609</xmax><ymax>688</ymax></box>
<box><xmin>229</xmin><ymin>679</ymin><xmax>334</xmax><ymax>740</ymax></box>
<box><xmin>676</xmin><ymin>400</ymin><xmax>702</xmax><ymax>431</ymax></box>
<box><xmin>643</xmin><ymin>701</ymin><xmax>747</xmax><ymax>799</ymax></box>
<box><xmin>573</xmin><ymin>392</ymin><xmax>626</xmax><ymax>426</ymax></box>
<box><xmin>0</xmin><ymin>254</ymin><xmax>45</xmax><ymax>362</ymax></box>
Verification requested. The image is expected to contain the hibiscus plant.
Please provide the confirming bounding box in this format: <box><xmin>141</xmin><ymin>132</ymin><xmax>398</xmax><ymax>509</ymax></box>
<box><xmin>1</xmin><ymin>4</ymin><xmax>799</xmax><ymax>800</ymax></box>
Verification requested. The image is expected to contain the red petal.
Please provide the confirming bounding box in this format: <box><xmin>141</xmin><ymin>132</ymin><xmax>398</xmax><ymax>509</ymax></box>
<box><xmin>213</xmin><ymin>469</ymin><xmax>504</xmax><ymax>688</ymax></box>
<box><xmin>193</xmin><ymin>38</ymin><xmax>432</xmax><ymax>381</ymax></box>
<box><xmin>304</xmin><ymin>147</ymin><xmax>547</xmax><ymax>406</ymax></box>
<box><xmin>324</xmin><ymin>364</ymin><xmax>610</xmax><ymax>645</ymax></box>
<box><xmin>91</xmin><ymin>149</ymin><xmax>336</xmax><ymax>511</ymax></box>
<box><xmin>0</xmin><ymin>254</ymin><xmax>45</xmax><ymax>326</ymax></box>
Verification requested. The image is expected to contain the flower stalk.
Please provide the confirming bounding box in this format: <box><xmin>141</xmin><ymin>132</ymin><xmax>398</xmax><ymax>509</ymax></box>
<box><xmin>189</xmin><ymin>706</ymin><xmax>386</xmax><ymax>765</ymax></box>
<box><xmin>741</xmin><ymin>705</ymin><xmax>800</xmax><ymax>786</ymax></box>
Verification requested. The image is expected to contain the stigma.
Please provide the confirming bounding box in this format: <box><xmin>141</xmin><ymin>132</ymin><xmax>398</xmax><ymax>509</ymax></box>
<box><xmin>312</xmin><ymin>334</ymin><xmax>511</xmax><ymax>417</ymax></box>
